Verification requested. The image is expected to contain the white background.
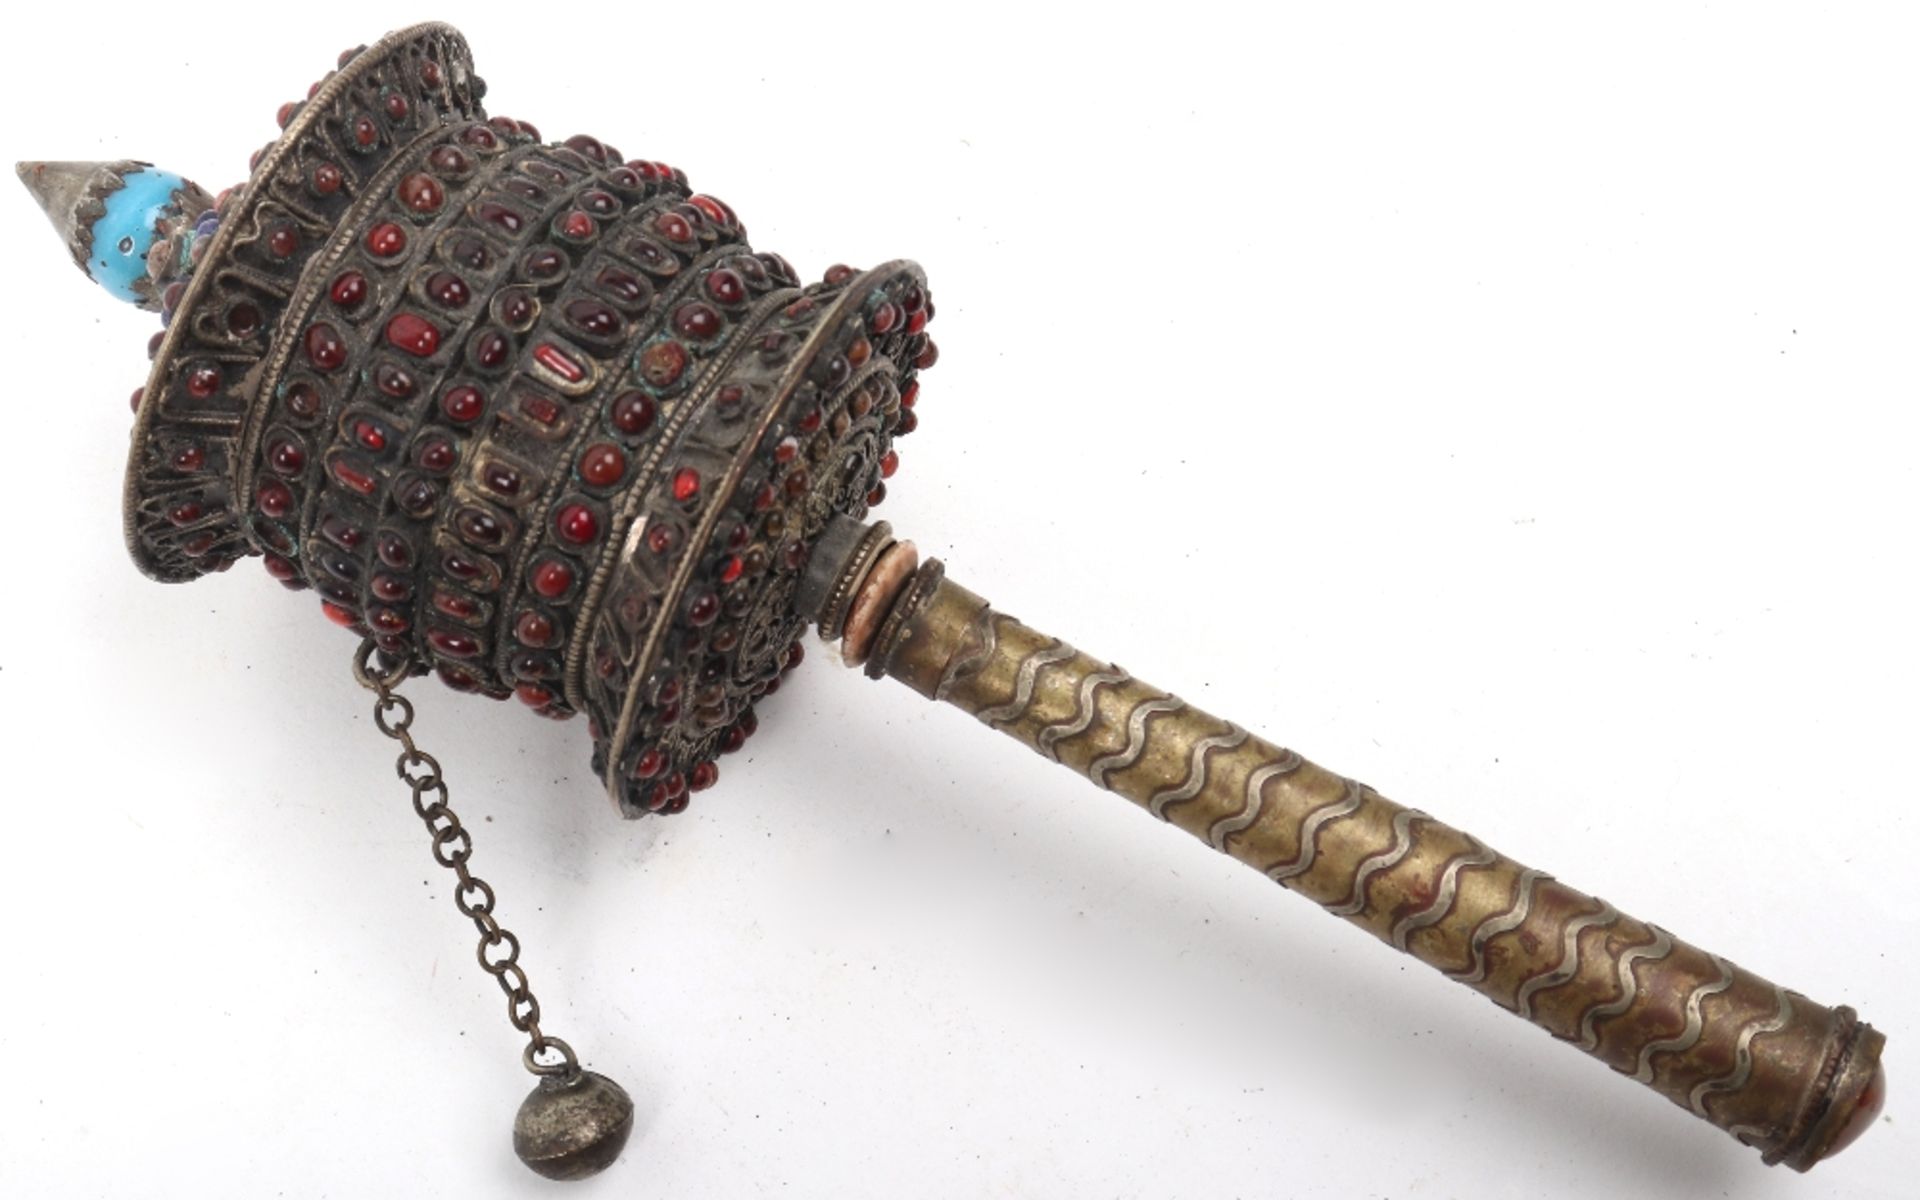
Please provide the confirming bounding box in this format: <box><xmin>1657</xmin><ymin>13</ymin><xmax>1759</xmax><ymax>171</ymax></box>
<box><xmin>0</xmin><ymin>5</ymin><xmax>1914</xmax><ymax>1198</ymax></box>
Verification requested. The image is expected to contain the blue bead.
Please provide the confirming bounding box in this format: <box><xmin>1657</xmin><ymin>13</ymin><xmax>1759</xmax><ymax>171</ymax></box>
<box><xmin>86</xmin><ymin>168</ymin><xmax>187</xmax><ymax>304</ymax></box>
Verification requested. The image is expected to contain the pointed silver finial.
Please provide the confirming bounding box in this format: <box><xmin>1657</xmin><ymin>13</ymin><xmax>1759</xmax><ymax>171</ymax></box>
<box><xmin>16</xmin><ymin>159</ymin><xmax>213</xmax><ymax>311</ymax></box>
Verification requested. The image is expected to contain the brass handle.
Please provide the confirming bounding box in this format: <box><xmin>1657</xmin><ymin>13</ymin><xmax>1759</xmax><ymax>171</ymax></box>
<box><xmin>846</xmin><ymin>555</ymin><xmax>1885</xmax><ymax>1172</ymax></box>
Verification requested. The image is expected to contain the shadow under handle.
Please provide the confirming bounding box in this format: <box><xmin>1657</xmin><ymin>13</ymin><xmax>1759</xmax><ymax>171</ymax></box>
<box><xmin>844</xmin><ymin>555</ymin><xmax>1885</xmax><ymax>1171</ymax></box>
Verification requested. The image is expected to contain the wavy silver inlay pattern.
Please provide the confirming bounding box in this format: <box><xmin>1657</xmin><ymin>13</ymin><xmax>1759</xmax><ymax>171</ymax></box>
<box><xmin>1514</xmin><ymin>900</ymin><xmax>1620</xmax><ymax>1019</ymax></box>
<box><xmin>1143</xmin><ymin>723</ymin><xmax>1250</xmax><ymax>821</ymax></box>
<box><xmin>934</xmin><ymin>606</ymin><xmax>1000</xmax><ymax>702</ymax></box>
<box><xmin>1267</xmin><ymin>778</ymin><xmax>1368</xmax><ymax>883</ymax></box>
<box><xmin>1035</xmin><ymin>664</ymin><xmax>1132</xmax><ymax>761</ymax></box>
<box><xmin>1687</xmin><ymin>987</ymin><xmax>1795</xmax><ymax>1118</ymax></box>
<box><xmin>974</xmin><ymin>637</ymin><xmax>1076</xmax><ymax>728</ymax></box>
<box><xmin>1201</xmin><ymin>745</ymin><xmax>1302</xmax><ymax>844</ymax></box>
<box><xmin>1389</xmin><ymin>837</ymin><xmax>1499</xmax><ymax>951</ymax></box>
<box><xmin>1447</xmin><ymin>868</ymin><xmax>1551</xmax><ymax>986</ymax></box>
<box><xmin>1087</xmin><ymin>695</ymin><xmax>1183</xmax><ymax>789</ymax></box>
<box><xmin>1631</xmin><ymin>955</ymin><xmax>1737</xmax><ymax>1084</ymax></box>
<box><xmin>1325</xmin><ymin>807</ymin><xmax>1428</xmax><ymax>917</ymax></box>
<box><xmin>1576</xmin><ymin>925</ymin><xmax>1677</xmax><ymax>1051</ymax></box>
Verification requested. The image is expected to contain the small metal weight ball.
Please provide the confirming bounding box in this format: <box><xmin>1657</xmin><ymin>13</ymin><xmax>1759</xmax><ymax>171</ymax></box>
<box><xmin>514</xmin><ymin>1056</ymin><xmax>636</xmax><ymax>1181</ymax></box>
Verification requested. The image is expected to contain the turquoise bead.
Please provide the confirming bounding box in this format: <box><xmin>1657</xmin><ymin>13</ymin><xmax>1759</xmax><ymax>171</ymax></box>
<box><xmin>86</xmin><ymin>168</ymin><xmax>185</xmax><ymax>304</ymax></box>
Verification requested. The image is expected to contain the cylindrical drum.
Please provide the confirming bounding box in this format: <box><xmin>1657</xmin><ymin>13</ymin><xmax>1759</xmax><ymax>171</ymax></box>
<box><xmin>123</xmin><ymin>24</ymin><xmax>937</xmax><ymax>815</ymax></box>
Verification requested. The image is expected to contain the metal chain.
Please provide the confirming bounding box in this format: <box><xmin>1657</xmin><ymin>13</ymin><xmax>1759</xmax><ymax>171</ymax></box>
<box><xmin>352</xmin><ymin>639</ymin><xmax>579</xmax><ymax>1080</ymax></box>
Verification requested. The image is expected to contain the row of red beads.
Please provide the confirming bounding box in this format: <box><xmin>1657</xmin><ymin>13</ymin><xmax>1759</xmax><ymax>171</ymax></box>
<box><xmin>487</xmin><ymin>229</ymin><xmax>773</xmax><ymax>721</ymax></box>
<box><xmin>351</xmin><ymin>133</ymin><xmax>668</xmax><ymax>703</ymax></box>
<box><xmin>257</xmin><ymin>121</ymin><xmax>535</xmax><ymax>616</ymax></box>
<box><xmin>605</xmin><ymin>261</ymin><xmax>933</xmax><ymax>813</ymax></box>
<box><xmin>407</xmin><ymin>144</ymin><xmax>717</xmax><ymax>708</ymax></box>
